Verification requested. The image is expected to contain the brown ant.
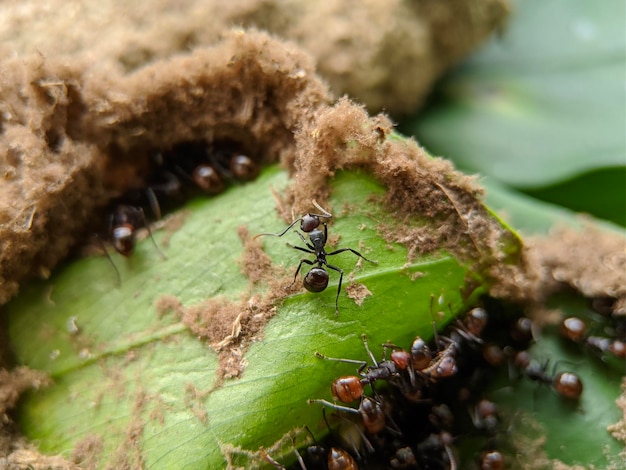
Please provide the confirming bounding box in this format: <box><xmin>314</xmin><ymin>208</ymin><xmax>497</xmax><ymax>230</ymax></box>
<box><xmin>560</xmin><ymin>316</ymin><xmax>626</xmax><ymax>359</ymax></box>
<box><xmin>316</xmin><ymin>334</ymin><xmax>400</xmax><ymax>403</ymax></box>
<box><xmin>513</xmin><ymin>352</ymin><xmax>584</xmax><ymax>400</ymax></box>
<box><xmin>256</xmin><ymin>201</ymin><xmax>376</xmax><ymax>315</ymax></box>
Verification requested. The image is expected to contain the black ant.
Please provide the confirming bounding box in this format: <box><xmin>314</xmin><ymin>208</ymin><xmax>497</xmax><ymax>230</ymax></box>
<box><xmin>256</xmin><ymin>201</ymin><xmax>376</xmax><ymax>315</ymax></box>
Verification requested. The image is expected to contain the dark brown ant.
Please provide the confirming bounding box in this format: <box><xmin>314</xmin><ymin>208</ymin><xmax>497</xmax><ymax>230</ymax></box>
<box><xmin>109</xmin><ymin>205</ymin><xmax>165</xmax><ymax>258</ymax></box>
<box><xmin>316</xmin><ymin>334</ymin><xmax>400</xmax><ymax>403</ymax></box>
<box><xmin>308</xmin><ymin>395</ymin><xmax>390</xmax><ymax>436</ymax></box>
<box><xmin>257</xmin><ymin>201</ymin><xmax>375</xmax><ymax>315</ymax></box>
<box><xmin>514</xmin><ymin>353</ymin><xmax>584</xmax><ymax>400</ymax></box>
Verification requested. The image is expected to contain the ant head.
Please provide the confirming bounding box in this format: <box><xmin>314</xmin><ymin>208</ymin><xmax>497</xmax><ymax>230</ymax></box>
<box><xmin>331</xmin><ymin>376</ymin><xmax>364</xmax><ymax>403</ymax></box>
<box><xmin>304</xmin><ymin>267</ymin><xmax>329</xmax><ymax>293</ymax></box>
<box><xmin>112</xmin><ymin>225</ymin><xmax>135</xmax><ymax>257</ymax></box>
<box><xmin>553</xmin><ymin>372</ymin><xmax>583</xmax><ymax>400</ymax></box>
<box><xmin>300</xmin><ymin>213</ymin><xmax>321</xmax><ymax>232</ymax></box>
<box><xmin>230</xmin><ymin>154</ymin><xmax>259</xmax><ymax>181</ymax></box>
<box><xmin>390</xmin><ymin>349</ymin><xmax>411</xmax><ymax>370</ymax></box>
<box><xmin>410</xmin><ymin>337</ymin><xmax>432</xmax><ymax>371</ymax></box>
<box><xmin>192</xmin><ymin>164</ymin><xmax>225</xmax><ymax>194</ymax></box>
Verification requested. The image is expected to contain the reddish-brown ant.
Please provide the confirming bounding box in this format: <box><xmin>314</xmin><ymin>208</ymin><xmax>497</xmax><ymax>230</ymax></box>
<box><xmin>560</xmin><ymin>316</ymin><xmax>626</xmax><ymax>359</ymax></box>
<box><xmin>256</xmin><ymin>201</ymin><xmax>375</xmax><ymax>315</ymax></box>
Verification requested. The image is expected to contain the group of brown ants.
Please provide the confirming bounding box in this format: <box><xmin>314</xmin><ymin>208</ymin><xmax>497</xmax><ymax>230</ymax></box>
<box><xmin>99</xmin><ymin>142</ymin><xmax>625</xmax><ymax>469</ymax></box>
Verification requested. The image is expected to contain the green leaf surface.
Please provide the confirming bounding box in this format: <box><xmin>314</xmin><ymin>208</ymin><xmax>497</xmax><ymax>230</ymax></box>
<box><xmin>7</xmin><ymin>166</ymin><xmax>501</xmax><ymax>468</ymax></box>
<box><xmin>404</xmin><ymin>0</ymin><xmax>626</xmax><ymax>223</ymax></box>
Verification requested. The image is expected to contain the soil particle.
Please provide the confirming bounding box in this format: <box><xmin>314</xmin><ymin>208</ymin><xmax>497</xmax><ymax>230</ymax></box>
<box><xmin>527</xmin><ymin>226</ymin><xmax>626</xmax><ymax>314</ymax></box>
<box><xmin>0</xmin><ymin>0</ymin><xmax>508</xmax><ymax>116</ymax></box>
<box><xmin>71</xmin><ymin>434</ymin><xmax>104</xmax><ymax>470</ymax></box>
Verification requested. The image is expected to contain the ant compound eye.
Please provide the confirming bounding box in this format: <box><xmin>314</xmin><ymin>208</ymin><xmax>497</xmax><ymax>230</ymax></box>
<box><xmin>304</xmin><ymin>267</ymin><xmax>329</xmax><ymax>293</ymax></box>
<box><xmin>331</xmin><ymin>376</ymin><xmax>363</xmax><ymax>403</ymax></box>
<box><xmin>300</xmin><ymin>214</ymin><xmax>320</xmax><ymax>232</ymax></box>
<box><xmin>553</xmin><ymin>372</ymin><xmax>583</xmax><ymax>400</ymax></box>
<box><xmin>192</xmin><ymin>164</ymin><xmax>225</xmax><ymax>194</ymax></box>
<box><xmin>112</xmin><ymin>225</ymin><xmax>134</xmax><ymax>256</ymax></box>
<box><xmin>230</xmin><ymin>154</ymin><xmax>259</xmax><ymax>181</ymax></box>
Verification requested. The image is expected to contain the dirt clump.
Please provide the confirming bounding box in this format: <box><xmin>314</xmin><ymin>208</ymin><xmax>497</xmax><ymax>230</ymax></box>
<box><xmin>0</xmin><ymin>0</ymin><xmax>509</xmax><ymax>116</ymax></box>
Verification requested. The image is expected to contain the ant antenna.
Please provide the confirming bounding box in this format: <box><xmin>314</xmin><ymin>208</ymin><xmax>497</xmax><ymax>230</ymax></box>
<box><xmin>97</xmin><ymin>234</ymin><xmax>121</xmax><ymax>287</ymax></box>
<box><xmin>140</xmin><ymin>208</ymin><xmax>168</xmax><ymax>260</ymax></box>
<box><xmin>253</xmin><ymin>199</ymin><xmax>333</xmax><ymax>240</ymax></box>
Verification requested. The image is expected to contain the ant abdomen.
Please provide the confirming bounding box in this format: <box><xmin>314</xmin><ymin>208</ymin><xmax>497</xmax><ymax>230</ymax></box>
<box><xmin>304</xmin><ymin>267</ymin><xmax>330</xmax><ymax>293</ymax></box>
<box><xmin>111</xmin><ymin>224</ymin><xmax>135</xmax><ymax>257</ymax></box>
<box><xmin>328</xmin><ymin>447</ymin><xmax>358</xmax><ymax>470</ymax></box>
<box><xmin>229</xmin><ymin>154</ymin><xmax>259</xmax><ymax>181</ymax></box>
<box><xmin>192</xmin><ymin>164</ymin><xmax>225</xmax><ymax>194</ymax></box>
<box><xmin>553</xmin><ymin>371</ymin><xmax>584</xmax><ymax>400</ymax></box>
<box><xmin>331</xmin><ymin>376</ymin><xmax>364</xmax><ymax>403</ymax></box>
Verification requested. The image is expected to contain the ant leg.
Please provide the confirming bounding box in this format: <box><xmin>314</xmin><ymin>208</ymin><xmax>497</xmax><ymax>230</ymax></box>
<box><xmin>286</xmin><ymin>243</ymin><xmax>316</xmax><ymax>255</ymax></box>
<box><xmin>360</xmin><ymin>334</ymin><xmax>379</xmax><ymax>367</ymax></box>
<box><xmin>138</xmin><ymin>207</ymin><xmax>167</xmax><ymax>260</ymax></box>
<box><xmin>288</xmin><ymin>258</ymin><xmax>315</xmax><ymax>289</ymax></box>
<box><xmin>325</xmin><ymin>263</ymin><xmax>344</xmax><ymax>316</ymax></box>
<box><xmin>308</xmin><ymin>399</ymin><xmax>359</xmax><ymax>415</ymax></box>
<box><xmin>97</xmin><ymin>234</ymin><xmax>121</xmax><ymax>287</ymax></box>
<box><xmin>145</xmin><ymin>187</ymin><xmax>162</xmax><ymax>220</ymax></box>
<box><xmin>294</xmin><ymin>230</ymin><xmax>316</xmax><ymax>251</ymax></box>
<box><xmin>326</xmin><ymin>247</ymin><xmax>377</xmax><ymax>264</ymax></box>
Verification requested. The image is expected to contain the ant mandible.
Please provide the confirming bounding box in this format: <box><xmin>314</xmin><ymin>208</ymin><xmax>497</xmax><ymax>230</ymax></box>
<box><xmin>256</xmin><ymin>200</ymin><xmax>376</xmax><ymax>316</ymax></box>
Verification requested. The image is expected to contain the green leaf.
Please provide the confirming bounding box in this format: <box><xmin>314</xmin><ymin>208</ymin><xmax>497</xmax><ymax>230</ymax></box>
<box><xmin>8</xmin><ymin>166</ymin><xmax>506</xmax><ymax>468</ymax></box>
<box><xmin>404</xmin><ymin>0</ymin><xmax>626</xmax><ymax>224</ymax></box>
